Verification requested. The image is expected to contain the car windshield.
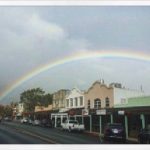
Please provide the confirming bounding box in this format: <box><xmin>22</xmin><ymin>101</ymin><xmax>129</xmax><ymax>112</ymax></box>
<box><xmin>69</xmin><ymin>120</ymin><xmax>78</xmax><ymax>124</ymax></box>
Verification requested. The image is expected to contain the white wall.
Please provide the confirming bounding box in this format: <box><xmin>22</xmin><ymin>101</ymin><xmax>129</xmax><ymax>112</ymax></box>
<box><xmin>65</xmin><ymin>88</ymin><xmax>84</xmax><ymax>109</ymax></box>
<box><xmin>17</xmin><ymin>103</ymin><xmax>24</xmax><ymax>114</ymax></box>
<box><xmin>114</xmin><ymin>88</ymin><xmax>145</xmax><ymax>105</ymax></box>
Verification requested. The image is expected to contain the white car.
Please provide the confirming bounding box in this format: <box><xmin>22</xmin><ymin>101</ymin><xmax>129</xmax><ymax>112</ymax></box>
<box><xmin>21</xmin><ymin>118</ymin><xmax>28</xmax><ymax>124</ymax></box>
<box><xmin>33</xmin><ymin>119</ymin><xmax>41</xmax><ymax>126</ymax></box>
<box><xmin>61</xmin><ymin>120</ymin><xmax>85</xmax><ymax>132</ymax></box>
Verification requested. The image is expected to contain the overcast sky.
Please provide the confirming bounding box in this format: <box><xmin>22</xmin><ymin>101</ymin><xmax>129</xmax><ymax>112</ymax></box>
<box><xmin>0</xmin><ymin>6</ymin><xmax>150</xmax><ymax>104</ymax></box>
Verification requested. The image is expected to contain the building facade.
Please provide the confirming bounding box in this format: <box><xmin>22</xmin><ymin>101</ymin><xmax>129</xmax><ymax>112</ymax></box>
<box><xmin>52</xmin><ymin>89</ymin><xmax>70</xmax><ymax>110</ymax></box>
<box><xmin>65</xmin><ymin>87</ymin><xmax>85</xmax><ymax>109</ymax></box>
<box><xmin>35</xmin><ymin>105</ymin><xmax>52</xmax><ymax>112</ymax></box>
<box><xmin>113</xmin><ymin>86</ymin><xmax>145</xmax><ymax>106</ymax></box>
<box><xmin>84</xmin><ymin>81</ymin><xmax>114</xmax><ymax>109</ymax></box>
<box><xmin>114</xmin><ymin>96</ymin><xmax>150</xmax><ymax>138</ymax></box>
<box><xmin>16</xmin><ymin>103</ymin><xmax>24</xmax><ymax>117</ymax></box>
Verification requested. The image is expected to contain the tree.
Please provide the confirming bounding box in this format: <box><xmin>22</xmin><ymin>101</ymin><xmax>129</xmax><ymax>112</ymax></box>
<box><xmin>41</xmin><ymin>93</ymin><xmax>53</xmax><ymax>107</ymax></box>
<box><xmin>3</xmin><ymin>105</ymin><xmax>13</xmax><ymax>117</ymax></box>
<box><xmin>10</xmin><ymin>101</ymin><xmax>18</xmax><ymax>108</ymax></box>
<box><xmin>0</xmin><ymin>104</ymin><xmax>13</xmax><ymax>118</ymax></box>
<box><xmin>0</xmin><ymin>105</ymin><xmax>4</xmax><ymax>117</ymax></box>
<box><xmin>20</xmin><ymin>88</ymin><xmax>45</xmax><ymax>112</ymax></box>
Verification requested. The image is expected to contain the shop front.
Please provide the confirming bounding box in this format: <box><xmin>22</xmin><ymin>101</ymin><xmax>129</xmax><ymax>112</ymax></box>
<box><xmin>51</xmin><ymin>113</ymin><xmax>68</xmax><ymax>128</ymax></box>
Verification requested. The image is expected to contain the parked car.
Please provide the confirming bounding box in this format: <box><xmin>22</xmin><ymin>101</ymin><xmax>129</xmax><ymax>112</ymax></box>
<box><xmin>33</xmin><ymin>119</ymin><xmax>41</xmax><ymax>126</ymax></box>
<box><xmin>28</xmin><ymin>119</ymin><xmax>34</xmax><ymax>125</ymax></box>
<box><xmin>61</xmin><ymin>120</ymin><xmax>85</xmax><ymax>132</ymax></box>
<box><xmin>3</xmin><ymin>117</ymin><xmax>12</xmax><ymax>121</ymax></box>
<box><xmin>20</xmin><ymin>118</ymin><xmax>29</xmax><ymax>124</ymax></box>
<box><xmin>103</xmin><ymin>123</ymin><xmax>126</xmax><ymax>143</ymax></box>
<box><xmin>41</xmin><ymin>119</ymin><xmax>52</xmax><ymax>128</ymax></box>
<box><xmin>138</xmin><ymin>125</ymin><xmax>150</xmax><ymax>144</ymax></box>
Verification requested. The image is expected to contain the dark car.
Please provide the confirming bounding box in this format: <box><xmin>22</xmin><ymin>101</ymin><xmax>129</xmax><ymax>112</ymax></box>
<box><xmin>41</xmin><ymin>119</ymin><xmax>52</xmax><ymax>128</ymax></box>
<box><xmin>103</xmin><ymin>123</ymin><xmax>126</xmax><ymax>143</ymax></box>
<box><xmin>138</xmin><ymin>125</ymin><xmax>150</xmax><ymax>144</ymax></box>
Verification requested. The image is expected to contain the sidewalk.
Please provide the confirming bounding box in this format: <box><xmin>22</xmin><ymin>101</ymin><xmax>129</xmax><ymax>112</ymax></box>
<box><xmin>84</xmin><ymin>131</ymin><xmax>138</xmax><ymax>143</ymax></box>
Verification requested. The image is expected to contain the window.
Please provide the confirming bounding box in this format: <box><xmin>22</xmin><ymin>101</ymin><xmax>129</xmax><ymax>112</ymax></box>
<box><xmin>121</xmin><ymin>98</ymin><xmax>127</xmax><ymax>104</ymax></box>
<box><xmin>87</xmin><ymin>100</ymin><xmax>90</xmax><ymax>109</ymax></box>
<box><xmin>66</xmin><ymin>99</ymin><xmax>69</xmax><ymax>107</ymax></box>
<box><xmin>75</xmin><ymin>97</ymin><xmax>78</xmax><ymax>107</ymax></box>
<box><xmin>105</xmin><ymin>97</ymin><xmax>110</xmax><ymax>107</ymax></box>
<box><xmin>94</xmin><ymin>99</ymin><xmax>101</xmax><ymax>109</ymax></box>
<box><xmin>70</xmin><ymin>98</ymin><xmax>73</xmax><ymax>107</ymax></box>
<box><xmin>80</xmin><ymin>96</ymin><xmax>83</xmax><ymax>106</ymax></box>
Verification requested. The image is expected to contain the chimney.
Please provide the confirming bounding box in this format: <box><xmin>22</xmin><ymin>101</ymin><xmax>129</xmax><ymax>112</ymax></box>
<box><xmin>100</xmin><ymin>79</ymin><xmax>104</xmax><ymax>84</ymax></box>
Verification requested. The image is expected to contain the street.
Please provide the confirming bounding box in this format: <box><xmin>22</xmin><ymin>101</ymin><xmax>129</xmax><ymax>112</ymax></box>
<box><xmin>0</xmin><ymin>123</ymin><xmax>47</xmax><ymax>144</ymax></box>
<box><xmin>0</xmin><ymin>121</ymin><xmax>138</xmax><ymax>144</ymax></box>
<box><xmin>0</xmin><ymin>121</ymin><xmax>100</xmax><ymax>144</ymax></box>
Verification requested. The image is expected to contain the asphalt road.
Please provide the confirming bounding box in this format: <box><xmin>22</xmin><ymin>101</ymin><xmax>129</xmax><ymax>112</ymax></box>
<box><xmin>0</xmin><ymin>123</ymin><xmax>47</xmax><ymax>144</ymax></box>
<box><xmin>0</xmin><ymin>121</ymin><xmax>100</xmax><ymax>144</ymax></box>
<box><xmin>0</xmin><ymin>121</ymin><xmax>138</xmax><ymax>144</ymax></box>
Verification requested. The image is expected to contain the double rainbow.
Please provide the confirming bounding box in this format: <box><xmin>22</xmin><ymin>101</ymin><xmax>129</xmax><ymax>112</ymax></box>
<box><xmin>0</xmin><ymin>50</ymin><xmax>150</xmax><ymax>101</ymax></box>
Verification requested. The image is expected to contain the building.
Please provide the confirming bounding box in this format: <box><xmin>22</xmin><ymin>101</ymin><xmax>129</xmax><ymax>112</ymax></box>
<box><xmin>51</xmin><ymin>89</ymin><xmax>70</xmax><ymax>127</ymax></box>
<box><xmin>51</xmin><ymin>87</ymin><xmax>85</xmax><ymax>128</ymax></box>
<box><xmin>113</xmin><ymin>83</ymin><xmax>145</xmax><ymax>106</ymax></box>
<box><xmin>83</xmin><ymin>80</ymin><xmax>146</xmax><ymax>133</ymax></box>
<box><xmin>35</xmin><ymin>105</ymin><xmax>52</xmax><ymax>112</ymax></box>
<box><xmin>84</xmin><ymin>80</ymin><xmax>114</xmax><ymax>110</ymax></box>
<box><xmin>52</xmin><ymin>89</ymin><xmax>70</xmax><ymax>110</ymax></box>
<box><xmin>65</xmin><ymin>87</ymin><xmax>85</xmax><ymax>109</ymax></box>
<box><xmin>114</xmin><ymin>96</ymin><xmax>150</xmax><ymax>138</ymax></box>
<box><xmin>84</xmin><ymin>80</ymin><xmax>114</xmax><ymax>132</ymax></box>
<box><xmin>15</xmin><ymin>103</ymin><xmax>24</xmax><ymax>119</ymax></box>
<box><xmin>50</xmin><ymin>80</ymin><xmax>148</xmax><ymax>140</ymax></box>
<box><xmin>34</xmin><ymin>104</ymin><xmax>53</xmax><ymax>120</ymax></box>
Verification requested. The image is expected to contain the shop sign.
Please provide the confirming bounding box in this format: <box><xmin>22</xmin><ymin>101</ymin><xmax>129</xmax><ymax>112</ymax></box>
<box><xmin>82</xmin><ymin>109</ymin><xmax>89</xmax><ymax>116</ymax></box>
<box><xmin>118</xmin><ymin>110</ymin><xmax>125</xmax><ymax>115</ymax></box>
<box><xmin>96</xmin><ymin>109</ymin><xmax>106</xmax><ymax>115</ymax></box>
<box><xmin>59</xmin><ymin>108</ymin><xmax>69</xmax><ymax>113</ymax></box>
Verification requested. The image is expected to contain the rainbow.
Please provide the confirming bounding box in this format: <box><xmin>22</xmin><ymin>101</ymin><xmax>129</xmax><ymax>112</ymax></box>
<box><xmin>0</xmin><ymin>50</ymin><xmax>150</xmax><ymax>101</ymax></box>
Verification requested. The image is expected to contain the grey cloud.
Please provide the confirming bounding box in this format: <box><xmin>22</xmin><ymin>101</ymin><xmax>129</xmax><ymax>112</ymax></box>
<box><xmin>0</xmin><ymin>6</ymin><xmax>150</xmax><ymax>104</ymax></box>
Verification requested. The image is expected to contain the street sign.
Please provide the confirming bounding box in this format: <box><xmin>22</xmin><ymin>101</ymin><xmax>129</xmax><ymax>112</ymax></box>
<box><xmin>118</xmin><ymin>110</ymin><xmax>125</xmax><ymax>115</ymax></box>
<box><xmin>82</xmin><ymin>109</ymin><xmax>89</xmax><ymax>116</ymax></box>
<box><xmin>96</xmin><ymin>109</ymin><xmax>106</xmax><ymax>115</ymax></box>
